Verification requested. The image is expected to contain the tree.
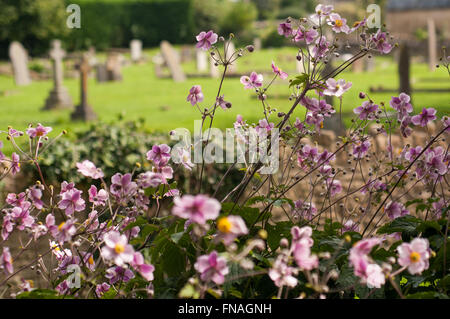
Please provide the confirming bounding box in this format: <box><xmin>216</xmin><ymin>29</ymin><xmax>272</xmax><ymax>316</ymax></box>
<box><xmin>0</xmin><ymin>0</ymin><xmax>69</xmax><ymax>57</ymax></box>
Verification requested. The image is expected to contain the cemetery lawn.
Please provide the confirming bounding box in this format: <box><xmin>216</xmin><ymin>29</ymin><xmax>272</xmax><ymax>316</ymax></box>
<box><xmin>0</xmin><ymin>47</ymin><xmax>449</xmax><ymax>154</ymax></box>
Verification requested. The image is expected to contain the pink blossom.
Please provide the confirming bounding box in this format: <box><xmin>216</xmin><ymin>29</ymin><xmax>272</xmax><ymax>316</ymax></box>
<box><xmin>216</xmin><ymin>215</ymin><xmax>248</xmax><ymax>245</ymax></box>
<box><xmin>76</xmin><ymin>160</ymin><xmax>104</xmax><ymax>179</ymax></box>
<box><xmin>411</xmin><ymin>108</ymin><xmax>437</xmax><ymax>127</ymax></box>
<box><xmin>216</xmin><ymin>95</ymin><xmax>231</xmax><ymax>110</ymax></box>
<box><xmin>390</xmin><ymin>93</ymin><xmax>413</xmax><ymax>120</ymax></box>
<box><xmin>269</xmin><ymin>255</ymin><xmax>298</xmax><ymax>288</ymax></box>
<box><xmin>293</xmin><ymin>238</ymin><xmax>318</xmax><ymax>270</ymax></box>
<box><xmin>110</xmin><ymin>173</ymin><xmax>138</xmax><ymax>201</ymax></box>
<box><xmin>11</xmin><ymin>152</ymin><xmax>20</xmax><ymax>175</ymax></box>
<box><xmin>88</xmin><ymin>185</ymin><xmax>108</xmax><ymax>206</ymax></box>
<box><xmin>384</xmin><ymin>201</ymin><xmax>409</xmax><ymax>219</ymax></box>
<box><xmin>326</xmin><ymin>178</ymin><xmax>342</xmax><ymax>196</ymax></box>
<box><xmin>240</xmin><ymin>72</ymin><xmax>263</xmax><ymax>89</ymax></box>
<box><xmin>178</xmin><ymin>148</ymin><xmax>194</xmax><ymax>170</ymax></box>
<box><xmin>147</xmin><ymin>144</ymin><xmax>171</xmax><ymax>167</ymax></box>
<box><xmin>352</xmin><ymin>140</ymin><xmax>371</xmax><ymax>159</ymax></box>
<box><xmin>101</xmin><ymin>230</ymin><xmax>135</xmax><ymax>267</ymax></box>
<box><xmin>353</xmin><ymin>101</ymin><xmax>379</xmax><ymax>120</ymax></box>
<box><xmin>194</xmin><ymin>251</ymin><xmax>229</xmax><ymax>285</ymax></box>
<box><xmin>105</xmin><ymin>266</ymin><xmax>135</xmax><ymax>285</ymax></box>
<box><xmin>404</xmin><ymin>146</ymin><xmax>423</xmax><ymax>162</ymax></box>
<box><xmin>311</xmin><ymin>36</ymin><xmax>330</xmax><ymax>58</ymax></box>
<box><xmin>28</xmin><ymin>185</ymin><xmax>44</xmax><ymax>209</ymax></box>
<box><xmin>277</xmin><ymin>22</ymin><xmax>293</xmax><ymax>37</ymax></box>
<box><xmin>0</xmin><ymin>247</ymin><xmax>14</xmax><ymax>274</ymax></box>
<box><xmin>58</xmin><ymin>187</ymin><xmax>85</xmax><ymax>216</ymax></box>
<box><xmin>372</xmin><ymin>30</ymin><xmax>392</xmax><ymax>54</ymax></box>
<box><xmin>292</xmin><ymin>200</ymin><xmax>317</xmax><ymax>221</ymax></box>
<box><xmin>365</xmin><ymin>263</ymin><xmax>385</xmax><ymax>288</ymax></box>
<box><xmin>310</xmin><ymin>4</ymin><xmax>334</xmax><ymax>25</ymax></box>
<box><xmin>294</xmin><ymin>27</ymin><xmax>318</xmax><ymax>44</ymax></box>
<box><xmin>397</xmin><ymin>238</ymin><xmax>431</xmax><ymax>275</ymax></box>
<box><xmin>323</xmin><ymin>78</ymin><xmax>352</xmax><ymax>97</ymax></box>
<box><xmin>26</xmin><ymin>123</ymin><xmax>52</xmax><ymax>138</ymax></box>
<box><xmin>187</xmin><ymin>85</ymin><xmax>204</xmax><ymax>106</ymax></box>
<box><xmin>255</xmin><ymin>119</ymin><xmax>274</xmax><ymax>135</ymax></box>
<box><xmin>52</xmin><ymin>218</ymin><xmax>77</xmax><ymax>244</ymax></box>
<box><xmin>131</xmin><ymin>252</ymin><xmax>155</xmax><ymax>281</ymax></box>
<box><xmin>271</xmin><ymin>61</ymin><xmax>288</xmax><ymax>79</ymax></box>
<box><xmin>195</xmin><ymin>30</ymin><xmax>218</xmax><ymax>50</ymax></box>
<box><xmin>327</xmin><ymin>13</ymin><xmax>350</xmax><ymax>34</ymax></box>
<box><xmin>172</xmin><ymin>194</ymin><xmax>221</xmax><ymax>224</ymax></box>
<box><xmin>95</xmin><ymin>283</ymin><xmax>110</xmax><ymax>297</ymax></box>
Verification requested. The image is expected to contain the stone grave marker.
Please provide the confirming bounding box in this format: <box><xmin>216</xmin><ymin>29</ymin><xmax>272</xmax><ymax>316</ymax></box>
<box><xmin>71</xmin><ymin>54</ymin><xmax>97</xmax><ymax>121</ymax></box>
<box><xmin>210</xmin><ymin>55</ymin><xmax>219</xmax><ymax>78</ymax></box>
<box><xmin>398</xmin><ymin>43</ymin><xmax>411</xmax><ymax>96</ymax></box>
<box><xmin>130</xmin><ymin>39</ymin><xmax>143</xmax><ymax>63</ymax></box>
<box><xmin>43</xmin><ymin>40</ymin><xmax>73</xmax><ymax>110</ymax></box>
<box><xmin>9</xmin><ymin>41</ymin><xmax>31</xmax><ymax>86</ymax></box>
<box><xmin>196</xmin><ymin>49</ymin><xmax>208</xmax><ymax>73</ymax></box>
<box><xmin>427</xmin><ymin>19</ymin><xmax>437</xmax><ymax>71</ymax></box>
<box><xmin>160</xmin><ymin>41</ymin><xmax>186</xmax><ymax>82</ymax></box>
<box><xmin>106</xmin><ymin>52</ymin><xmax>123</xmax><ymax>81</ymax></box>
<box><xmin>225</xmin><ymin>41</ymin><xmax>237</xmax><ymax>73</ymax></box>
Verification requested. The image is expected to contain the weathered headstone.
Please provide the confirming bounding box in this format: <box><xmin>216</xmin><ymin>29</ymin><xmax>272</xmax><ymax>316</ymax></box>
<box><xmin>398</xmin><ymin>43</ymin><xmax>411</xmax><ymax>96</ymax></box>
<box><xmin>196</xmin><ymin>49</ymin><xmax>208</xmax><ymax>73</ymax></box>
<box><xmin>9</xmin><ymin>41</ymin><xmax>31</xmax><ymax>86</ymax></box>
<box><xmin>160</xmin><ymin>41</ymin><xmax>186</xmax><ymax>82</ymax></box>
<box><xmin>253</xmin><ymin>38</ymin><xmax>262</xmax><ymax>51</ymax></box>
<box><xmin>210</xmin><ymin>55</ymin><xmax>219</xmax><ymax>78</ymax></box>
<box><xmin>96</xmin><ymin>64</ymin><xmax>108</xmax><ymax>83</ymax></box>
<box><xmin>352</xmin><ymin>57</ymin><xmax>364</xmax><ymax>73</ymax></box>
<box><xmin>152</xmin><ymin>54</ymin><xmax>165</xmax><ymax>78</ymax></box>
<box><xmin>364</xmin><ymin>55</ymin><xmax>375</xmax><ymax>72</ymax></box>
<box><xmin>106</xmin><ymin>52</ymin><xmax>123</xmax><ymax>81</ymax></box>
<box><xmin>180</xmin><ymin>45</ymin><xmax>193</xmax><ymax>63</ymax></box>
<box><xmin>43</xmin><ymin>40</ymin><xmax>73</xmax><ymax>110</ymax></box>
<box><xmin>71</xmin><ymin>54</ymin><xmax>97</xmax><ymax>121</ymax></box>
<box><xmin>130</xmin><ymin>39</ymin><xmax>143</xmax><ymax>63</ymax></box>
<box><xmin>427</xmin><ymin>19</ymin><xmax>437</xmax><ymax>71</ymax></box>
<box><xmin>225</xmin><ymin>41</ymin><xmax>237</xmax><ymax>74</ymax></box>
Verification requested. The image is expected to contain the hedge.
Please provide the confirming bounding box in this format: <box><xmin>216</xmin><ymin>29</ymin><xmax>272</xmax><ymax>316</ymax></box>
<box><xmin>65</xmin><ymin>0</ymin><xmax>195</xmax><ymax>51</ymax></box>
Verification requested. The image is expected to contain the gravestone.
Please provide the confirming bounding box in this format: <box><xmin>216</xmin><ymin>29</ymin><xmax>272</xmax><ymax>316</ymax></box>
<box><xmin>71</xmin><ymin>54</ymin><xmax>97</xmax><ymax>121</ymax></box>
<box><xmin>87</xmin><ymin>46</ymin><xmax>97</xmax><ymax>66</ymax></box>
<box><xmin>152</xmin><ymin>54</ymin><xmax>165</xmax><ymax>78</ymax></box>
<box><xmin>106</xmin><ymin>52</ymin><xmax>123</xmax><ymax>81</ymax></box>
<box><xmin>9</xmin><ymin>41</ymin><xmax>31</xmax><ymax>86</ymax></box>
<box><xmin>398</xmin><ymin>43</ymin><xmax>411</xmax><ymax>96</ymax></box>
<box><xmin>427</xmin><ymin>19</ymin><xmax>437</xmax><ymax>71</ymax></box>
<box><xmin>130</xmin><ymin>39</ymin><xmax>143</xmax><ymax>63</ymax></box>
<box><xmin>210</xmin><ymin>55</ymin><xmax>219</xmax><ymax>78</ymax></box>
<box><xmin>253</xmin><ymin>38</ymin><xmax>262</xmax><ymax>51</ymax></box>
<box><xmin>160</xmin><ymin>41</ymin><xmax>186</xmax><ymax>82</ymax></box>
<box><xmin>96</xmin><ymin>64</ymin><xmax>108</xmax><ymax>83</ymax></box>
<box><xmin>180</xmin><ymin>46</ymin><xmax>193</xmax><ymax>63</ymax></box>
<box><xmin>196</xmin><ymin>49</ymin><xmax>208</xmax><ymax>73</ymax></box>
<box><xmin>225</xmin><ymin>41</ymin><xmax>237</xmax><ymax>74</ymax></box>
<box><xmin>43</xmin><ymin>40</ymin><xmax>73</xmax><ymax>110</ymax></box>
<box><xmin>352</xmin><ymin>57</ymin><xmax>364</xmax><ymax>73</ymax></box>
<box><xmin>364</xmin><ymin>56</ymin><xmax>375</xmax><ymax>72</ymax></box>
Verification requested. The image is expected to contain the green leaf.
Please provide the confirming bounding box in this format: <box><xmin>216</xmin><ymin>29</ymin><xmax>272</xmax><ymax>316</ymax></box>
<box><xmin>376</xmin><ymin>215</ymin><xmax>421</xmax><ymax>236</ymax></box>
<box><xmin>16</xmin><ymin>289</ymin><xmax>63</xmax><ymax>299</ymax></box>
<box><xmin>289</xmin><ymin>73</ymin><xmax>309</xmax><ymax>88</ymax></box>
<box><xmin>162</xmin><ymin>242</ymin><xmax>186</xmax><ymax>277</ymax></box>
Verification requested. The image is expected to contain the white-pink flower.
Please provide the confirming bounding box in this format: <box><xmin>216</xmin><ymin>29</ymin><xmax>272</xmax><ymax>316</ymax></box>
<box><xmin>101</xmin><ymin>230</ymin><xmax>135</xmax><ymax>267</ymax></box>
<box><xmin>323</xmin><ymin>78</ymin><xmax>352</xmax><ymax>97</ymax></box>
<box><xmin>397</xmin><ymin>238</ymin><xmax>431</xmax><ymax>275</ymax></box>
<box><xmin>172</xmin><ymin>194</ymin><xmax>221</xmax><ymax>225</ymax></box>
<box><xmin>76</xmin><ymin>160</ymin><xmax>104</xmax><ymax>179</ymax></box>
<box><xmin>194</xmin><ymin>251</ymin><xmax>229</xmax><ymax>285</ymax></box>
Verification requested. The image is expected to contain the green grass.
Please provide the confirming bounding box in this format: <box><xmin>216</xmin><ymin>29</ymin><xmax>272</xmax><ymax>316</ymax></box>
<box><xmin>0</xmin><ymin>47</ymin><xmax>449</xmax><ymax>154</ymax></box>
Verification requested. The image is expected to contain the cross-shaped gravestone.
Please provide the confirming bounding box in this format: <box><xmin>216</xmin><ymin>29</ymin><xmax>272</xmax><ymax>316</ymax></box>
<box><xmin>71</xmin><ymin>54</ymin><xmax>97</xmax><ymax>121</ymax></box>
<box><xmin>160</xmin><ymin>41</ymin><xmax>186</xmax><ymax>82</ymax></box>
<box><xmin>43</xmin><ymin>40</ymin><xmax>73</xmax><ymax>110</ymax></box>
<box><xmin>9</xmin><ymin>41</ymin><xmax>31</xmax><ymax>86</ymax></box>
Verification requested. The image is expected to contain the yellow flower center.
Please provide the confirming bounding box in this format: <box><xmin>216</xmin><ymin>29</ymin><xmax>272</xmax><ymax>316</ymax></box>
<box><xmin>36</xmin><ymin>131</ymin><xmax>44</xmax><ymax>137</ymax></box>
<box><xmin>58</xmin><ymin>222</ymin><xmax>65</xmax><ymax>231</ymax></box>
<box><xmin>88</xmin><ymin>256</ymin><xmax>94</xmax><ymax>265</ymax></box>
<box><xmin>114</xmin><ymin>243</ymin><xmax>125</xmax><ymax>254</ymax></box>
<box><xmin>217</xmin><ymin>217</ymin><xmax>232</xmax><ymax>233</ymax></box>
<box><xmin>26</xmin><ymin>280</ymin><xmax>34</xmax><ymax>288</ymax></box>
<box><xmin>335</xmin><ymin>19</ymin><xmax>343</xmax><ymax>27</ymax></box>
<box><xmin>410</xmin><ymin>251</ymin><xmax>421</xmax><ymax>263</ymax></box>
<box><xmin>335</xmin><ymin>84</ymin><xmax>340</xmax><ymax>89</ymax></box>
<box><xmin>353</xmin><ymin>21</ymin><xmax>361</xmax><ymax>27</ymax></box>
